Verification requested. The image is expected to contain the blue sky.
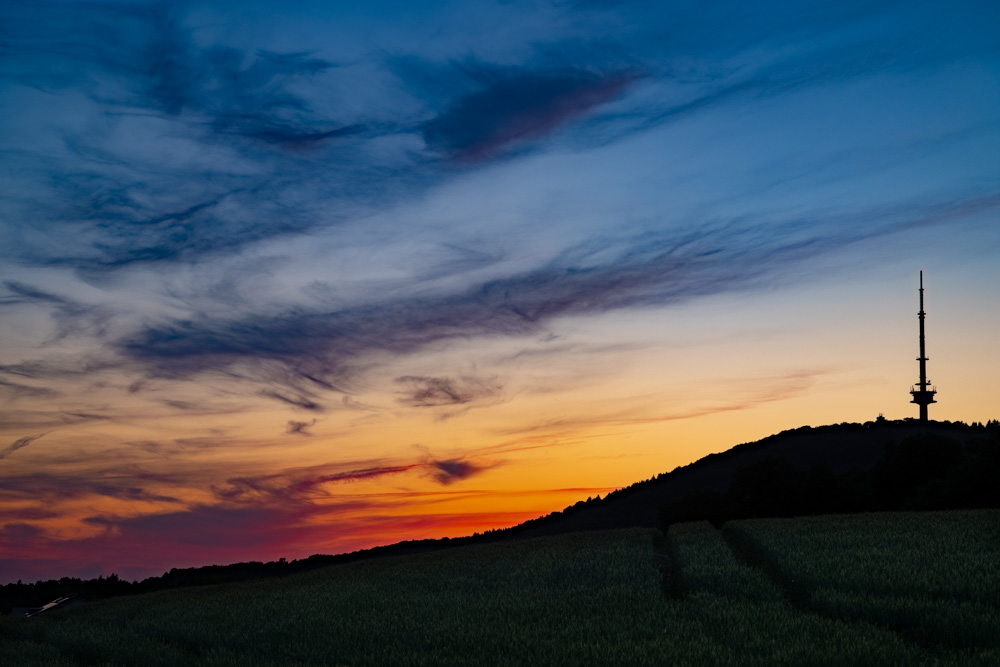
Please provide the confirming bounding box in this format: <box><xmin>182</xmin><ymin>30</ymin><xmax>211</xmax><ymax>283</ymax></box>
<box><xmin>1</xmin><ymin>0</ymin><xmax>998</xmax><ymax>583</ymax></box>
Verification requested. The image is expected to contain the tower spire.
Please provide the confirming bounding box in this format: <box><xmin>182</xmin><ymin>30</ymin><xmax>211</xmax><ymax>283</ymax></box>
<box><xmin>910</xmin><ymin>270</ymin><xmax>936</xmax><ymax>422</ymax></box>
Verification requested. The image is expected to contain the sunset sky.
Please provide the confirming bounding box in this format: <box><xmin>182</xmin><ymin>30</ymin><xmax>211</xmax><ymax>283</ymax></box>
<box><xmin>2</xmin><ymin>0</ymin><xmax>999</xmax><ymax>585</ymax></box>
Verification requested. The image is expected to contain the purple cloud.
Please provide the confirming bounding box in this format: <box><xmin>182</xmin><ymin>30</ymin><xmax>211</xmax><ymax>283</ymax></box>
<box><xmin>422</xmin><ymin>64</ymin><xmax>636</xmax><ymax>160</ymax></box>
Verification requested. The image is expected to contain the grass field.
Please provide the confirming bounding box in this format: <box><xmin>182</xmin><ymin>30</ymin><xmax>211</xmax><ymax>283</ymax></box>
<box><xmin>2</xmin><ymin>511</ymin><xmax>998</xmax><ymax>666</ymax></box>
<box><xmin>723</xmin><ymin>510</ymin><xmax>1000</xmax><ymax>660</ymax></box>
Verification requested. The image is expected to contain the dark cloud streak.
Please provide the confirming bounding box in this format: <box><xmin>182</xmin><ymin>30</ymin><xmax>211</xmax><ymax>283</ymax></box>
<box><xmin>117</xmin><ymin>191</ymin><xmax>1000</xmax><ymax>403</ymax></box>
<box><xmin>285</xmin><ymin>419</ymin><xmax>317</xmax><ymax>436</ymax></box>
<box><xmin>0</xmin><ymin>434</ymin><xmax>46</xmax><ymax>460</ymax></box>
<box><xmin>212</xmin><ymin>454</ymin><xmax>493</xmax><ymax>506</ymax></box>
<box><xmin>0</xmin><ymin>467</ymin><xmax>182</xmax><ymax>503</ymax></box>
<box><xmin>262</xmin><ymin>390</ymin><xmax>323</xmax><ymax>412</ymax></box>
<box><xmin>396</xmin><ymin>375</ymin><xmax>503</xmax><ymax>408</ymax></box>
<box><xmin>420</xmin><ymin>62</ymin><xmax>636</xmax><ymax>160</ymax></box>
<box><xmin>0</xmin><ymin>2</ymin><xmax>393</xmax><ymax>270</ymax></box>
<box><xmin>428</xmin><ymin>458</ymin><xmax>490</xmax><ymax>486</ymax></box>
<box><xmin>0</xmin><ymin>378</ymin><xmax>60</xmax><ymax>400</ymax></box>
<box><xmin>2</xmin><ymin>281</ymin><xmax>112</xmax><ymax>341</ymax></box>
<box><xmin>212</xmin><ymin>465</ymin><xmax>422</xmax><ymax>505</ymax></box>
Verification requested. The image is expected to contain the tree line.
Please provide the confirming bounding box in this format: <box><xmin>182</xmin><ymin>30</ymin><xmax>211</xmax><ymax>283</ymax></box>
<box><xmin>659</xmin><ymin>428</ymin><xmax>1000</xmax><ymax>529</ymax></box>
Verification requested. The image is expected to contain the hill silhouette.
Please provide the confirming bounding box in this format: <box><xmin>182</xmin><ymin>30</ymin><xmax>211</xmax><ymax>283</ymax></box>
<box><xmin>3</xmin><ymin>418</ymin><xmax>997</xmax><ymax>614</ymax></box>
<box><xmin>507</xmin><ymin>418</ymin><xmax>999</xmax><ymax>536</ymax></box>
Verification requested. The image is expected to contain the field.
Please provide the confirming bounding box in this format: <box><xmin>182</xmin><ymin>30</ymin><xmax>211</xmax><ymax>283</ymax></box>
<box><xmin>722</xmin><ymin>510</ymin><xmax>1000</xmax><ymax>658</ymax></box>
<box><xmin>2</xmin><ymin>511</ymin><xmax>998</xmax><ymax>666</ymax></box>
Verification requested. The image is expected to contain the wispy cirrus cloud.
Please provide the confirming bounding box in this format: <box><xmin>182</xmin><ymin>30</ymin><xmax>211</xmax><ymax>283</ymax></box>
<box><xmin>114</xmin><ymin>190</ymin><xmax>1000</xmax><ymax>407</ymax></box>
<box><xmin>285</xmin><ymin>419</ymin><xmax>318</xmax><ymax>436</ymax></box>
<box><xmin>212</xmin><ymin>465</ymin><xmax>420</xmax><ymax>505</ymax></box>
<box><xmin>0</xmin><ymin>378</ymin><xmax>60</xmax><ymax>401</ymax></box>
<box><xmin>3</xmin><ymin>1</ymin><xmax>346</xmax><ymax>143</ymax></box>
<box><xmin>212</xmin><ymin>453</ymin><xmax>494</xmax><ymax>506</ymax></box>
<box><xmin>2</xmin><ymin>2</ymin><xmax>394</xmax><ymax>271</ymax></box>
<box><xmin>488</xmin><ymin>369</ymin><xmax>830</xmax><ymax>441</ymax></box>
<box><xmin>419</xmin><ymin>62</ymin><xmax>637</xmax><ymax>161</ymax></box>
<box><xmin>2</xmin><ymin>0</ymin><xmax>995</xmax><ymax>276</ymax></box>
<box><xmin>1</xmin><ymin>281</ymin><xmax>113</xmax><ymax>341</ymax></box>
<box><xmin>396</xmin><ymin>374</ymin><xmax>503</xmax><ymax>408</ymax></box>
<box><xmin>261</xmin><ymin>390</ymin><xmax>323</xmax><ymax>412</ymax></box>
<box><xmin>0</xmin><ymin>466</ymin><xmax>184</xmax><ymax>504</ymax></box>
<box><xmin>0</xmin><ymin>433</ymin><xmax>47</xmax><ymax>460</ymax></box>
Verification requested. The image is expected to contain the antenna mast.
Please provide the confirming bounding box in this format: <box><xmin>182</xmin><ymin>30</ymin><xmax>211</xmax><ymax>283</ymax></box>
<box><xmin>909</xmin><ymin>271</ymin><xmax>936</xmax><ymax>422</ymax></box>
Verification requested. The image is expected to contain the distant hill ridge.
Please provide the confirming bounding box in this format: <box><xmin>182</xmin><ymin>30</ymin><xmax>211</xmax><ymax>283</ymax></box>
<box><xmin>3</xmin><ymin>418</ymin><xmax>997</xmax><ymax>613</ymax></box>
<box><xmin>510</xmin><ymin>418</ymin><xmax>997</xmax><ymax>537</ymax></box>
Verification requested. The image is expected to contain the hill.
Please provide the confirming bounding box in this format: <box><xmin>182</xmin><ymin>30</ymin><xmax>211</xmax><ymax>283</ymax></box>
<box><xmin>507</xmin><ymin>418</ymin><xmax>998</xmax><ymax>536</ymax></box>
<box><xmin>3</xmin><ymin>418</ymin><xmax>996</xmax><ymax>613</ymax></box>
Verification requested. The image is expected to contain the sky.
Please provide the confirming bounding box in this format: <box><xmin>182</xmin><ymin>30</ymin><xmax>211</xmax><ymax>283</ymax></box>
<box><xmin>1</xmin><ymin>0</ymin><xmax>998</xmax><ymax>585</ymax></box>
